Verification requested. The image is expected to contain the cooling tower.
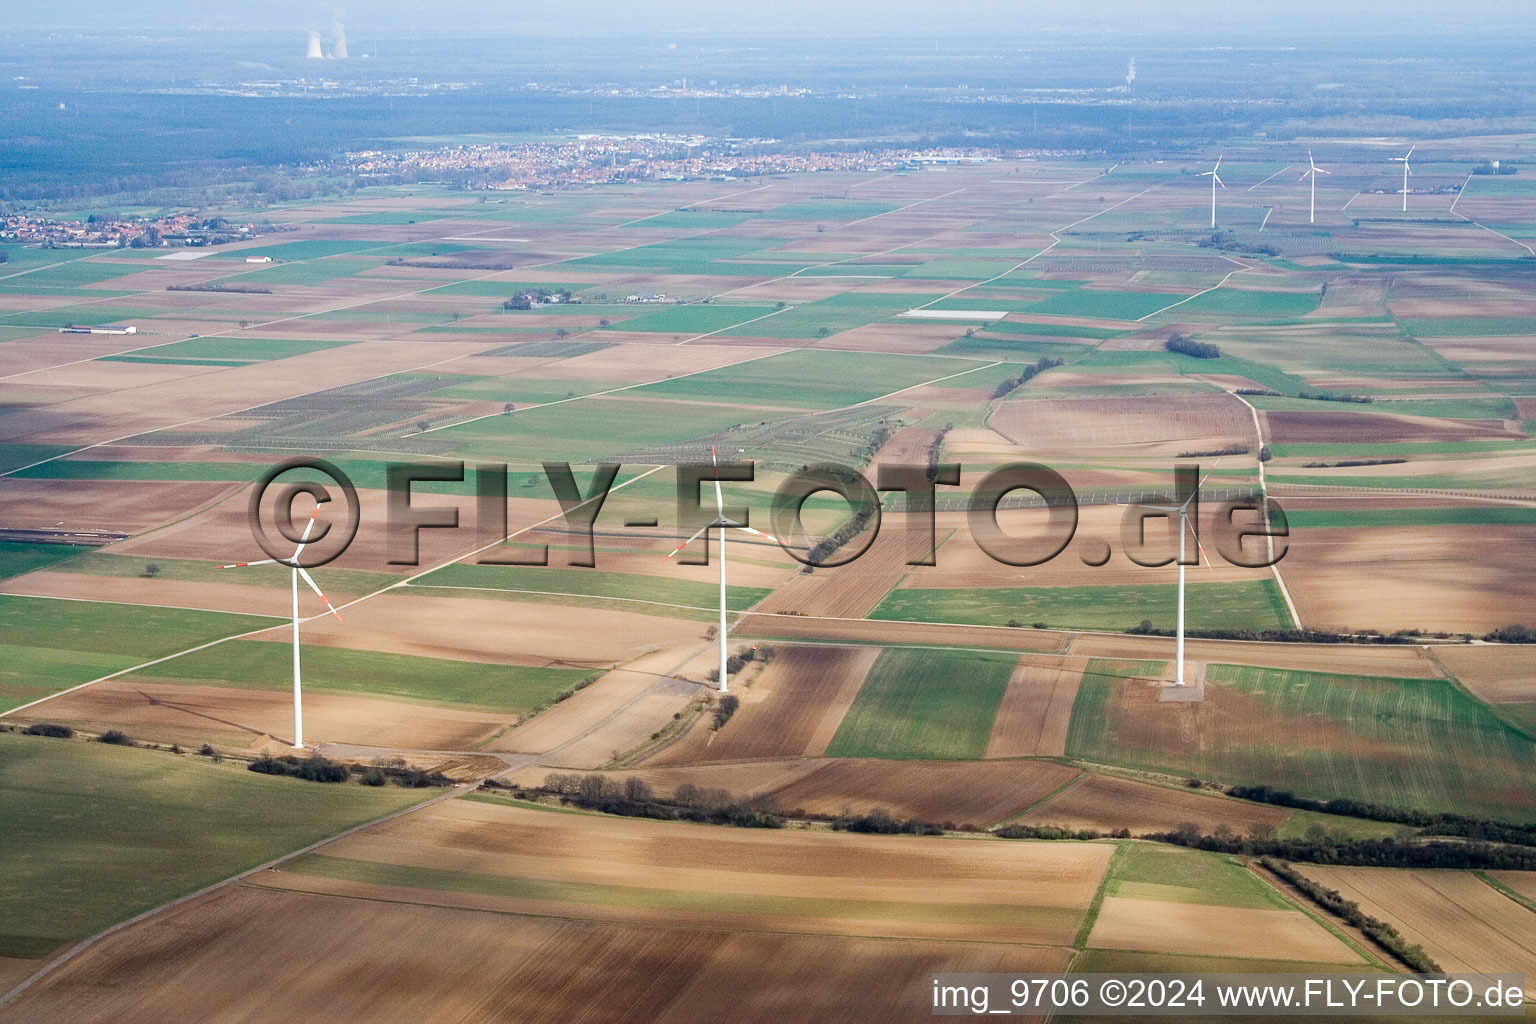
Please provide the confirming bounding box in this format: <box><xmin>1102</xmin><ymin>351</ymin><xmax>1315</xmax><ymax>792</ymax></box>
<box><xmin>332</xmin><ymin>11</ymin><xmax>348</xmax><ymax>58</ymax></box>
<box><xmin>306</xmin><ymin>31</ymin><xmax>324</xmax><ymax>59</ymax></box>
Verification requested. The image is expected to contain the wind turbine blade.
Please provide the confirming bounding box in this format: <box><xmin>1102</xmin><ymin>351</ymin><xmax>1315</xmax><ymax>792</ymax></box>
<box><xmin>732</xmin><ymin>524</ymin><xmax>782</xmax><ymax>545</ymax></box>
<box><xmin>291</xmin><ymin>506</ymin><xmax>322</xmax><ymax>562</ymax></box>
<box><xmin>1199</xmin><ymin>456</ymin><xmax>1223</xmax><ymax>487</ymax></box>
<box><xmin>296</xmin><ymin>566</ymin><xmax>342</xmax><ymax>621</ymax></box>
<box><xmin>1316</xmin><ymin>167</ymin><xmax>1330</xmax><ymax>174</ymax></box>
<box><xmin>214</xmin><ymin>559</ymin><xmax>277</xmax><ymax>569</ymax></box>
<box><xmin>1213</xmin><ymin>156</ymin><xmax>1222</xmax><ymax>172</ymax></box>
<box><xmin>1189</xmin><ymin>516</ymin><xmax>1216</xmax><ymax>571</ymax></box>
<box><xmin>664</xmin><ymin>522</ymin><xmax>714</xmax><ymax>560</ymax></box>
<box><xmin>1406</xmin><ymin>144</ymin><xmax>1416</xmax><ymax>159</ymax></box>
<box><xmin>1126</xmin><ymin>503</ymin><xmax>1182</xmax><ymax>512</ymax></box>
<box><xmin>1299</xmin><ymin>170</ymin><xmax>1312</xmax><ymax>182</ymax></box>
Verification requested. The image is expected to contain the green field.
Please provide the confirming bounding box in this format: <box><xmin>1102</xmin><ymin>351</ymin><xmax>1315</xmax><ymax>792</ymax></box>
<box><xmin>630</xmin><ymin>349</ymin><xmax>981</xmax><ymax>410</ymax></box>
<box><xmin>0</xmin><ymin>596</ymin><xmax>277</xmax><ymax>712</ymax></box>
<box><xmin>1066</xmin><ymin>661</ymin><xmax>1536</xmax><ymax>821</ymax></box>
<box><xmin>440</xmin><ymin>399</ymin><xmax>753</xmax><ymax>461</ymax></box>
<box><xmin>208</xmin><ymin>240</ymin><xmax>383</xmax><ymax>261</ymax></box>
<box><xmin>824</xmin><ymin>647</ymin><xmax>1016</xmax><ymax>760</ymax></box>
<box><xmin>1103</xmin><ymin>842</ymin><xmax>1289</xmax><ymax>909</ymax></box>
<box><xmin>100</xmin><ymin>336</ymin><xmax>351</xmax><ymax>364</ymax></box>
<box><xmin>1160</xmin><ymin>288</ymin><xmax>1322</xmax><ymax>319</ymax></box>
<box><xmin>413</xmin><ymin>563</ymin><xmax>771</xmax><ymax>613</ymax></box>
<box><xmin>598</xmin><ymin>303</ymin><xmax>779</xmax><ymax>335</ymax></box>
<box><xmin>0</xmin><ymin>541</ymin><xmax>85</xmax><ymax>580</ymax></box>
<box><xmin>54</xmin><ymin>552</ymin><xmax>397</xmax><ymax>595</ymax></box>
<box><xmin>1284</xmin><ymin>507</ymin><xmax>1536</xmax><ymax>528</ymax></box>
<box><xmin>1023</xmin><ymin>288</ymin><xmax>1194</xmax><ymax>321</ymax></box>
<box><xmin>0</xmin><ymin>733</ymin><xmax>424</xmax><ymax>960</ymax></box>
<box><xmin>126</xmin><ymin>640</ymin><xmax>587</xmax><ymax>712</ymax></box>
<box><xmin>871</xmin><ymin>580</ymin><xmax>1293</xmax><ymax>632</ymax></box>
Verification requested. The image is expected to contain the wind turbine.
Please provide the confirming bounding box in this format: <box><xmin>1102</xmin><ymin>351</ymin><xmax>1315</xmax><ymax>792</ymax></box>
<box><xmin>1199</xmin><ymin>156</ymin><xmax>1225</xmax><ymax>229</ymax></box>
<box><xmin>664</xmin><ymin>447</ymin><xmax>780</xmax><ymax>693</ymax></box>
<box><xmin>1300</xmin><ymin>150</ymin><xmax>1330</xmax><ymax>224</ymax></box>
<box><xmin>1123</xmin><ymin>463</ymin><xmax>1218</xmax><ymax>687</ymax></box>
<box><xmin>215</xmin><ymin>505</ymin><xmax>341</xmax><ymax>748</ymax></box>
<box><xmin>1392</xmin><ymin>145</ymin><xmax>1415</xmax><ymax>212</ymax></box>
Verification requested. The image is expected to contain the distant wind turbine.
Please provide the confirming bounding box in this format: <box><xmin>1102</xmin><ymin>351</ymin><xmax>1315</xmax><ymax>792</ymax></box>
<box><xmin>1199</xmin><ymin>156</ymin><xmax>1225</xmax><ymax>229</ymax></box>
<box><xmin>215</xmin><ymin>505</ymin><xmax>341</xmax><ymax>748</ymax></box>
<box><xmin>1392</xmin><ymin>145</ymin><xmax>1415</xmax><ymax>212</ymax></box>
<box><xmin>1299</xmin><ymin>150</ymin><xmax>1330</xmax><ymax>225</ymax></box>
<box><xmin>664</xmin><ymin>447</ymin><xmax>780</xmax><ymax>693</ymax></box>
<box><xmin>1123</xmin><ymin>463</ymin><xmax>1219</xmax><ymax>687</ymax></box>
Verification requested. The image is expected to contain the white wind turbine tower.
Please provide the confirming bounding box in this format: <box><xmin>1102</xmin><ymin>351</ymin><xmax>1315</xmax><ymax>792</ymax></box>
<box><xmin>1392</xmin><ymin>145</ymin><xmax>1415</xmax><ymax>212</ymax></box>
<box><xmin>1199</xmin><ymin>156</ymin><xmax>1225</xmax><ymax>229</ymax></box>
<box><xmin>664</xmin><ymin>447</ymin><xmax>780</xmax><ymax>693</ymax></box>
<box><xmin>215</xmin><ymin>505</ymin><xmax>342</xmax><ymax>747</ymax></box>
<box><xmin>1123</xmin><ymin>463</ymin><xmax>1218</xmax><ymax>688</ymax></box>
<box><xmin>1300</xmin><ymin>149</ymin><xmax>1330</xmax><ymax>224</ymax></box>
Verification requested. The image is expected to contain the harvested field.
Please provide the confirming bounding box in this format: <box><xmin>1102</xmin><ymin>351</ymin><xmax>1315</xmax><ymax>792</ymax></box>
<box><xmin>488</xmin><ymin>646</ymin><xmax>705</xmax><ymax>761</ymax></box>
<box><xmin>1</xmin><ymin>570</ymin><xmax>322</xmax><ymax>617</ymax></box>
<box><xmin>0</xmin><ymin>884</ymin><xmax>1068</xmax><ymax>1024</ymax></box>
<box><xmin>1296</xmin><ymin>866</ymin><xmax>1536</xmax><ymax>993</ymax></box>
<box><xmin>649</xmin><ymin>645</ymin><xmax>878</xmax><ymax>763</ymax></box>
<box><xmin>764</xmin><ymin>758</ymin><xmax>1081</xmax><ymax>825</ymax></box>
<box><xmin>1087</xmin><ymin>896</ymin><xmax>1360</xmax><ymax>963</ymax></box>
<box><xmin>1279</xmin><ymin>524</ymin><xmax>1536</xmax><ymax>633</ymax></box>
<box><xmin>294</xmin><ymin>592</ymin><xmax>704</xmax><ymax>669</ymax></box>
<box><xmin>1263</xmin><ymin>408</ymin><xmax>1512</xmax><ymax>445</ymax></box>
<box><xmin>1436</xmin><ymin>645</ymin><xmax>1536</xmax><ymax>703</ymax></box>
<box><xmin>1020</xmin><ymin>773</ymin><xmax>1289</xmax><ymax>834</ymax></box>
<box><xmin>985</xmin><ymin>654</ymin><xmax>1086</xmax><ymax>758</ymax></box>
<box><xmin>14</xmin><ymin>678</ymin><xmax>511</xmax><ymax>751</ymax></box>
<box><xmin>750</xmin><ymin>531</ymin><xmax>912</xmax><ymax>619</ymax></box>
<box><xmin>989</xmin><ymin>394</ymin><xmax>1255</xmax><ymax>456</ymax></box>
<box><xmin>0</xmin><ymin>479</ymin><xmax>238</xmax><ymax>534</ymax></box>
<box><xmin>0</xmin><ymin>341</ymin><xmax>488</xmax><ymax>445</ymax></box>
<box><xmin>736</xmin><ymin>612</ymin><xmax>1061</xmax><ymax>652</ymax></box>
<box><xmin>283</xmin><ymin>797</ymin><xmax>1114</xmax><ymax>945</ymax></box>
<box><xmin>1065</xmin><ymin>633</ymin><xmax>1440</xmax><ymax>677</ymax></box>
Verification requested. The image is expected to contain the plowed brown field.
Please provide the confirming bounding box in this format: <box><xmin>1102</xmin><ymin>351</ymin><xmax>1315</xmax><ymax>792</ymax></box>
<box><xmin>1297</xmin><ymin>866</ymin><xmax>1536</xmax><ymax>994</ymax></box>
<box><xmin>1021</xmin><ymin>773</ymin><xmax>1288</xmax><ymax>834</ymax></box>
<box><xmin>985</xmin><ymin>654</ymin><xmax>1086</xmax><ymax>758</ymax></box>
<box><xmin>649</xmin><ymin>644</ymin><xmax>878</xmax><ymax>763</ymax></box>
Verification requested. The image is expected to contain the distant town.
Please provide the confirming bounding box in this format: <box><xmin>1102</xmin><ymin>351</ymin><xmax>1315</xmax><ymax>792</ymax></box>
<box><xmin>0</xmin><ymin>213</ymin><xmax>263</xmax><ymax>249</ymax></box>
<box><xmin>338</xmin><ymin>135</ymin><xmax>1084</xmax><ymax>191</ymax></box>
<box><xmin>5</xmin><ymin>136</ymin><xmax>1091</xmax><ymax>245</ymax></box>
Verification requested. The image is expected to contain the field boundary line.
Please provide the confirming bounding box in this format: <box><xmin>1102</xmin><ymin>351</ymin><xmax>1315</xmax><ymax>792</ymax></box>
<box><xmin>839</xmin><ymin>187</ymin><xmax>969</xmax><ymax>227</ymax></box>
<box><xmin>401</xmin><ymin>581</ymin><xmax>727</xmax><ymax>615</ymax></box>
<box><xmin>1248</xmin><ymin>862</ymin><xmax>1390</xmax><ymax>971</ymax></box>
<box><xmin>909</xmin><ymin>185</ymin><xmax>1160</xmax><ymax>313</ymax></box>
<box><xmin>412</xmin><ymin>345</ymin><xmax>791</xmax><ymax>434</ymax></box>
<box><xmin>990</xmin><ymin>770</ymin><xmax>1087</xmax><ymax>829</ymax></box>
<box><xmin>1070</xmin><ymin>841</ymin><xmax>1124</xmax><ymax>949</ymax></box>
<box><xmin>0</xmin><ymin>780</ymin><xmax>463</xmax><ymax>1011</ymax></box>
<box><xmin>1136</xmin><ymin>255</ymin><xmax>1254</xmax><ymax>321</ymax></box>
<box><xmin>1449</xmin><ymin>173</ymin><xmax>1473</xmax><ymax>214</ymax></box>
<box><xmin>1234</xmin><ymin>391</ymin><xmax>1302</xmax><ymax>628</ymax></box>
<box><xmin>0</xmin><ymin>466</ymin><xmax>668</xmax><ymax>720</ymax></box>
<box><xmin>1247</xmin><ymin>165</ymin><xmax>1295</xmax><ymax>191</ymax></box>
<box><xmin>673</xmin><ymin>304</ymin><xmax>795</xmax><ymax>346</ymax></box>
<box><xmin>0</xmin><ymin>591</ymin><xmax>288</xmax><ymax>619</ymax></box>
<box><xmin>0</xmin><ymin>347</ymin><xmax>480</xmax><ymax>479</ymax></box>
